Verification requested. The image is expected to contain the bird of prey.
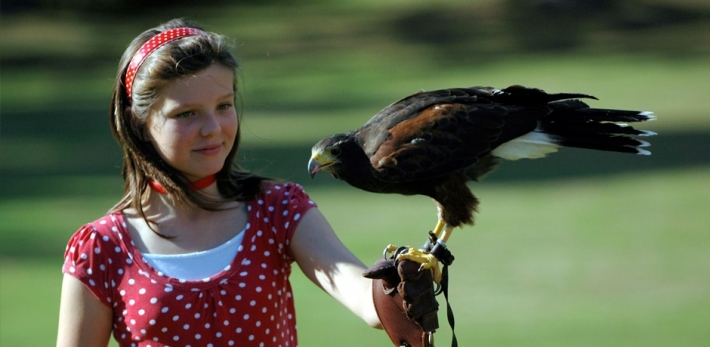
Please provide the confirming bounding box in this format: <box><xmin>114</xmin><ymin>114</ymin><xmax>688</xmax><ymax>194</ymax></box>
<box><xmin>308</xmin><ymin>85</ymin><xmax>654</xmax><ymax>257</ymax></box>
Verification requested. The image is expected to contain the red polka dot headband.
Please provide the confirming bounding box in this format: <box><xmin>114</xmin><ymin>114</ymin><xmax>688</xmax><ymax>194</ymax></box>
<box><xmin>124</xmin><ymin>27</ymin><xmax>205</xmax><ymax>99</ymax></box>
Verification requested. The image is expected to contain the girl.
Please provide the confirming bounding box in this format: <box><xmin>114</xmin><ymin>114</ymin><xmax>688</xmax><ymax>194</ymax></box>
<box><xmin>56</xmin><ymin>19</ymin><xmax>381</xmax><ymax>346</ymax></box>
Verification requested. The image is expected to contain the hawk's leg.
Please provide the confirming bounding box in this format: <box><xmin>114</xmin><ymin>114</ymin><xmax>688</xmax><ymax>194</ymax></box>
<box><xmin>432</xmin><ymin>219</ymin><xmax>446</xmax><ymax>239</ymax></box>
<box><xmin>384</xmin><ymin>215</ymin><xmax>452</xmax><ymax>283</ymax></box>
<box><xmin>440</xmin><ymin>225</ymin><xmax>455</xmax><ymax>243</ymax></box>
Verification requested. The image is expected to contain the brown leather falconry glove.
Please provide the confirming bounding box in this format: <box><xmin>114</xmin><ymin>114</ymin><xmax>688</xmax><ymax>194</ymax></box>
<box><xmin>363</xmin><ymin>253</ymin><xmax>440</xmax><ymax>347</ymax></box>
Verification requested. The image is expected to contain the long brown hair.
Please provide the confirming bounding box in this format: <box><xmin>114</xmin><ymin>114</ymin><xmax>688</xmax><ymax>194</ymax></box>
<box><xmin>109</xmin><ymin>18</ymin><xmax>267</xmax><ymax>220</ymax></box>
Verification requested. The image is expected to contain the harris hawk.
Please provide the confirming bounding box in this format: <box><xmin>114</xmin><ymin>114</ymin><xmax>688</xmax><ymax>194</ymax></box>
<box><xmin>308</xmin><ymin>85</ymin><xmax>655</xmax><ymax>277</ymax></box>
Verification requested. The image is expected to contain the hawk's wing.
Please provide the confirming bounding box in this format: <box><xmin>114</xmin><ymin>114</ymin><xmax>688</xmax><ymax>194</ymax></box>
<box><xmin>353</xmin><ymin>88</ymin><xmax>546</xmax><ymax>183</ymax></box>
<box><xmin>357</xmin><ymin>88</ymin><xmax>487</xmax><ymax>157</ymax></box>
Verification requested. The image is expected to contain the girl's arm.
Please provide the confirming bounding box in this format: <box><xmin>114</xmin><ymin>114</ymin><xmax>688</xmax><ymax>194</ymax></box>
<box><xmin>56</xmin><ymin>274</ymin><xmax>113</xmax><ymax>347</ymax></box>
<box><xmin>290</xmin><ymin>208</ymin><xmax>382</xmax><ymax>328</ymax></box>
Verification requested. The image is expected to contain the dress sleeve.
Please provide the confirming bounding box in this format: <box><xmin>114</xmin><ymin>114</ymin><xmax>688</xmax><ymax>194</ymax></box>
<box><xmin>62</xmin><ymin>223</ymin><xmax>115</xmax><ymax>307</ymax></box>
<box><xmin>265</xmin><ymin>182</ymin><xmax>317</xmax><ymax>261</ymax></box>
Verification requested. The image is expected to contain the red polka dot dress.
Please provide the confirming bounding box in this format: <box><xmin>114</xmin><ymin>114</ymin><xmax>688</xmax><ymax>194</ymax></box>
<box><xmin>63</xmin><ymin>182</ymin><xmax>316</xmax><ymax>347</ymax></box>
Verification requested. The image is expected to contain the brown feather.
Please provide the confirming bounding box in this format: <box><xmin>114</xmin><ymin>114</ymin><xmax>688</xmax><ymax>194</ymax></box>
<box><xmin>309</xmin><ymin>85</ymin><xmax>654</xmax><ymax>230</ymax></box>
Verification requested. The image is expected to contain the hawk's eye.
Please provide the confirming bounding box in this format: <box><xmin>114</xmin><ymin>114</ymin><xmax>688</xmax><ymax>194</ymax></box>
<box><xmin>330</xmin><ymin>147</ymin><xmax>341</xmax><ymax>156</ymax></box>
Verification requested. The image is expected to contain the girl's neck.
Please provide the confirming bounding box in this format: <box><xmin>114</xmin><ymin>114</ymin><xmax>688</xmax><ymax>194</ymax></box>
<box><xmin>141</xmin><ymin>174</ymin><xmax>232</xmax><ymax>223</ymax></box>
<box><xmin>131</xmin><ymin>184</ymin><xmax>240</xmax><ymax>241</ymax></box>
<box><xmin>149</xmin><ymin>174</ymin><xmax>217</xmax><ymax>195</ymax></box>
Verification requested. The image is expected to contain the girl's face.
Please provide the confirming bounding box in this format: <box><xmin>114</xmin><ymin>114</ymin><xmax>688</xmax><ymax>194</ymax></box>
<box><xmin>146</xmin><ymin>64</ymin><xmax>237</xmax><ymax>182</ymax></box>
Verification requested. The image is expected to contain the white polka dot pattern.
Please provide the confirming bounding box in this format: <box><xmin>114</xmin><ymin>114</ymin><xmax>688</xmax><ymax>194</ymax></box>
<box><xmin>124</xmin><ymin>27</ymin><xmax>204</xmax><ymax>99</ymax></box>
<box><xmin>63</xmin><ymin>182</ymin><xmax>316</xmax><ymax>346</ymax></box>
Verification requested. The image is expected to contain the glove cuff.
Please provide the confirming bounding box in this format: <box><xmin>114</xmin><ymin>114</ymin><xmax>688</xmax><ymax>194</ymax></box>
<box><xmin>372</xmin><ymin>277</ymin><xmax>432</xmax><ymax>347</ymax></box>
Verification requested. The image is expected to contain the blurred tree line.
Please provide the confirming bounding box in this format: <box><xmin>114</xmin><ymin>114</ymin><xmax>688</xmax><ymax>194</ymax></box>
<box><xmin>394</xmin><ymin>0</ymin><xmax>709</xmax><ymax>60</ymax></box>
<box><xmin>3</xmin><ymin>0</ymin><xmax>708</xmax><ymax>66</ymax></box>
<box><xmin>1</xmin><ymin>0</ymin><xmax>237</xmax><ymax>13</ymax></box>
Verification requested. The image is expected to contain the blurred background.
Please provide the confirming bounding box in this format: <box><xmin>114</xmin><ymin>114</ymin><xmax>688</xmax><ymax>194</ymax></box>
<box><xmin>1</xmin><ymin>0</ymin><xmax>708</xmax><ymax>346</ymax></box>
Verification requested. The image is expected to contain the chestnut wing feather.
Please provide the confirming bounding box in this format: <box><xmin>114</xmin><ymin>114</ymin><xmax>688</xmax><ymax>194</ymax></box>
<box><xmin>356</xmin><ymin>88</ymin><xmax>491</xmax><ymax>158</ymax></box>
<box><xmin>366</xmin><ymin>102</ymin><xmax>508</xmax><ymax>183</ymax></box>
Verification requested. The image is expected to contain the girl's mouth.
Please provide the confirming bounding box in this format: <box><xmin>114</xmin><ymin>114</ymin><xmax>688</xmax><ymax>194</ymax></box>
<box><xmin>195</xmin><ymin>143</ymin><xmax>222</xmax><ymax>156</ymax></box>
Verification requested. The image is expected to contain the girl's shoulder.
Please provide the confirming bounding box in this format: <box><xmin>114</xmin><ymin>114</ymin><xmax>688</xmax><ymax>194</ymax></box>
<box><xmin>64</xmin><ymin>212</ymin><xmax>128</xmax><ymax>264</ymax></box>
<box><xmin>254</xmin><ymin>181</ymin><xmax>317</xmax><ymax>212</ymax></box>
<box><xmin>77</xmin><ymin>212</ymin><xmax>127</xmax><ymax>241</ymax></box>
<box><xmin>256</xmin><ymin>181</ymin><xmax>309</xmax><ymax>202</ymax></box>
<box><xmin>247</xmin><ymin>181</ymin><xmax>317</xmax><ymax>249</ymax></box>
<box><xmin>63</xmin><ymin>213</ymin><xmax>132</xmax><ymax>304</ymax></box>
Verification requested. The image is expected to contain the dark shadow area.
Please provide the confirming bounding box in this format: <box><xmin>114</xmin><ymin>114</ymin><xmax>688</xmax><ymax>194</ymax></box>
<box><xmin>391</xmin><ymin>0</ymin><xmax>710</xmax><ymax>64</ymax></box>
<box><xmin>238</xmin><ymin>131</ymin><xmax>710</xmax><ymax>185</ymax></box>
<box><xmin>1</xmin><ymin>0</ymin><xmax>230</xmax><ymax>14</ymax></box>
<box><xmin>2</xmin><ymin>129</ymin><xmax>708</xmax><ymax>199</ymax></box>
<box><xmin>3</xmin><ymin>0</ymin><xmax>710</xmax><ymax>71</ymax></box>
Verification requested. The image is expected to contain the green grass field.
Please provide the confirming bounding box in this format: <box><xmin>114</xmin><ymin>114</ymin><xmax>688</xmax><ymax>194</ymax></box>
<box><xmin>2</xmin><ymin>168</ymin><xmax>709</xmax><ymax>346</ymax></box>
<box><xmin>2</xmin><ymin>0</ymin><xmax>709</xmax><ymax>345</ymax></box>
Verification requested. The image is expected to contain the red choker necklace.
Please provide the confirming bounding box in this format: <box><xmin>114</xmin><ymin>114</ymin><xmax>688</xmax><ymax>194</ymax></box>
<box><xmin>148</xmin><ymin>174</ymin><xmax>217</xmax><ymax>195</ymax></box>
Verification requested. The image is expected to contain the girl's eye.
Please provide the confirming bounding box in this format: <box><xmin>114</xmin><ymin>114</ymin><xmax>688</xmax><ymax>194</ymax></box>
<box><xmin>218</xmin><ymin>103</ymin><xmax>233</xmax><ymax>110</ymax></box>
<box><xmin>176</xmin><ymin>111</ymin><xmax>194</xmax><ymax>118</ymax></box>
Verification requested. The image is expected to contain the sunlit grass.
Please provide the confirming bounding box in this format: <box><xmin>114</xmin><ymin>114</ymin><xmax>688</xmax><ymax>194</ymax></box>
<box><xmin>0</xmin><ymin>260</ymin><xmax>64</xmax><ymax>346</ymax></box>
<box><xmin>3</xmin><ymin>168</ymin><xmax>707</xmax><ymax>346</ymax></box>
<box><xmin>299</xmin><ymin>167</ymin><xmax>710</xmax><ymax>346</ymax></box>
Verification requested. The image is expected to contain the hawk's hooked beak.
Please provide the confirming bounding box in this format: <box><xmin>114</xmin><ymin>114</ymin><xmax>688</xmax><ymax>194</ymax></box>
<box><xmin>308</xmin><ymin>151</ymin><xmax>335</xmax><ymax>178</ymax></box>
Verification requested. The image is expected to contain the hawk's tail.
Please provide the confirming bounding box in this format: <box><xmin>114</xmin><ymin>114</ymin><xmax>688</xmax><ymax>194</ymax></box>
<box><xmin>538</xmin><ymin>99</ymin><xmax>656</xmax><ymax>155</ymax></box>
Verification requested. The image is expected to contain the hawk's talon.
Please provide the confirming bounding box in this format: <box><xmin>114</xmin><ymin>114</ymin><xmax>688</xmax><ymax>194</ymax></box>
<box><xmin>395</xmin><ymin>247</ymin><xmax>442</xmax><ymax>283</ymax></box>
<box><xmin>382</xmin><ymin>244</ymin><xmax>398</xmax><ymax>258</ymax></box>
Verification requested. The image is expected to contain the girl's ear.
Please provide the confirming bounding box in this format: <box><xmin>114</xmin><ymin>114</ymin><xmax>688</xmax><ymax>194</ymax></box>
<box><xmin>125</xmin><ymin>107</ymin><xmax>149</xmax><ymax>141</ymax></box>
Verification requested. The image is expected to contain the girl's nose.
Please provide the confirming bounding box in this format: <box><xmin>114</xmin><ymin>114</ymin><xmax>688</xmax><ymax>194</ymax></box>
<box><xmin>200</xmin><ymin>112</ymin><xmax>221</xmax><ymax>137</ymax></box>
